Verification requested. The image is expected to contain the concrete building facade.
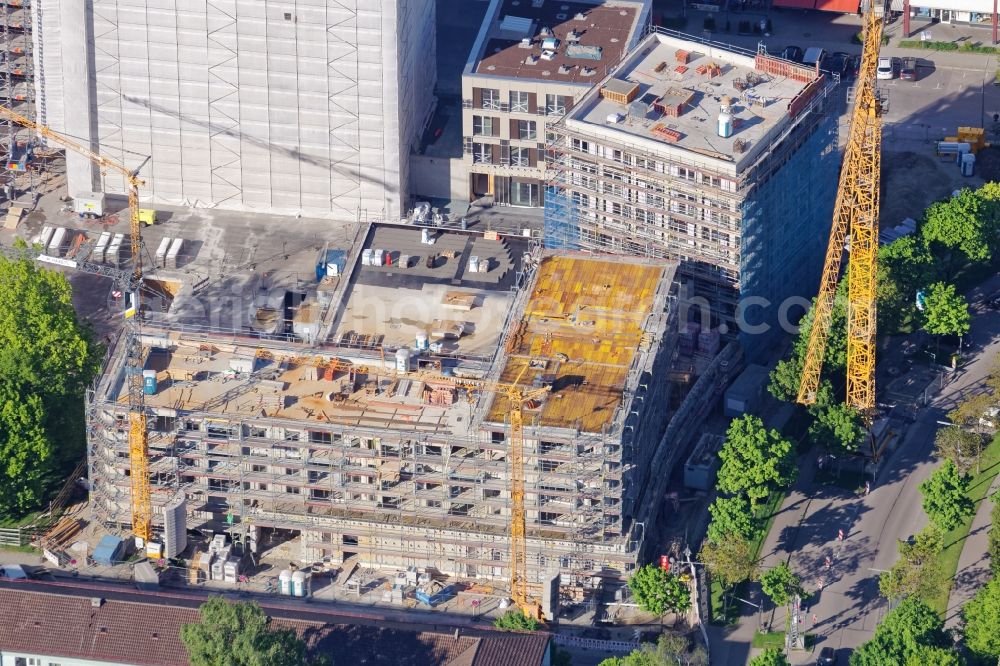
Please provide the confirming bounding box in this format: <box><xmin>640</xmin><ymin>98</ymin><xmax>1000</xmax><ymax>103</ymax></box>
<box><xmin>544</xmin><ymin>31</ymin><xmax>840</xmax><ymax>361</ymax></box>
<box><xmin>86</xmin><ymin>225</ymin><xmax>679</xmax><ymax>599</ymax></box>
<box><xmin>461</xmin><ymin>0</ymin><xmax>650</xmax><ymax>207</ymax></box>
<box><xmin>33</xmin><ymin>0</ymin><xmax>436</xmax><ymax>220</ymax></box>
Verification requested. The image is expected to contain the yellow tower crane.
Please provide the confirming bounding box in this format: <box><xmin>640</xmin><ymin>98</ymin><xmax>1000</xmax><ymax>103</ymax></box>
<box><xmin>0</xmin><ymin>105</ymin><xmax>153</xmax><ymax>543</ymax></box>
<box><xmin>451</xmin><ymin>366</ymin><xmax>550</xmax><ymax>620</ymax></box>
<box><xmin>796</xmin><ymin>3</ymin><xmax>884</xmax><ymax>415</ymax></box>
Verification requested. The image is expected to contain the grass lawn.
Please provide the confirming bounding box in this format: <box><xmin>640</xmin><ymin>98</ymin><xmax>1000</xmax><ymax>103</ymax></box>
<box><xmin>0</xmin><ymin>512</ymin><xmax>41</xmax><ymax>529</ymax></box>
<box><xmin>752</xmin><ymin>631</ymin><xmax>816</xmax><ymax>650</ymax></box>
<box><xmin>710</xmin><ymin>489</ymin><xmax>787</xmax><ymax>624</ymax></box>
<box><xmin>927</xmin><ymin>433</ymin><xmax>1000</xmax><ymax>615</ymax></box>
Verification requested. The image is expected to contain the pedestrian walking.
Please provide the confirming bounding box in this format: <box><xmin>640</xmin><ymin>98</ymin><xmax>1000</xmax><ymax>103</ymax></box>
<box><xmin>817</xmin><ymin>578</ymin><xmax>825</xmax><ymax>591</ymax></box>
<box><xmin>865</xmin><ymin>480</ymin><xmax>871</xmax><ymax>496</ymax></box>
<box><xmin>812</xmin><ymin>613</ymin><xmax>818</xmax><ymax>624</ymax></box>
<box><xmin>825</xmin><ymin>556</ymin><xmax>832</xmax><ymax>569</ymax></box>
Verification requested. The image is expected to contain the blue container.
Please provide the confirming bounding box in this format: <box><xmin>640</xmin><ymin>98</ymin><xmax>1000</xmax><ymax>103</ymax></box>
<box><xmin>142</xmin><ymin>369</ymin><xmax>157</xmax><ymax>395</ymax></box>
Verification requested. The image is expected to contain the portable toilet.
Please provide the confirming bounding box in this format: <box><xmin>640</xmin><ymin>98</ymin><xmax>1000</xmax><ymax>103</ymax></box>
<box><xmin>142</xmin><ymin>370</ymin><xmax>157</xmax><ymax>395</ymax></box>
<box><xmin>279</xmin><ymin>569</ymin><xmax>293</xmax><ymax>595</ymax></box>
<box><xmin>396</xmin><ymin>348</ymin><xmax>411</xmax><ymax>373</ymax></box>
<box><xmin>961</xmin><ymin>153</ymin><xmax>975</xmax><ymax>177</ymax></box>
<box><xmin>292</xmin><ymin>570</ymin><xmax>310</xmax><ymax>597</ymax></box>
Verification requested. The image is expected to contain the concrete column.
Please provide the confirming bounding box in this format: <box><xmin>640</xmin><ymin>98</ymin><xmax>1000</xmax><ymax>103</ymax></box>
<box><xmin>59</xmin><ymin>0</ymin><xmax>98</xmax><ymax>196</ymax></box>
<box><xmin>993</xmin><ymin>0</ymin><xmax>998</xmax><ymax>44</ymax></box>
<box><xmin>903</xmin><ymin>0</ymin><xmax>910</xmax><ymax>37</ymax></box>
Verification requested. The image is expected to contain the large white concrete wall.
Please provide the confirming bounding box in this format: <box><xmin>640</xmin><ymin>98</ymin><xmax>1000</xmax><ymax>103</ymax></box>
<box><xmin>37</xmin><ymin>0</ymin><xmax>436</xmax><ymax>220</ymax></box>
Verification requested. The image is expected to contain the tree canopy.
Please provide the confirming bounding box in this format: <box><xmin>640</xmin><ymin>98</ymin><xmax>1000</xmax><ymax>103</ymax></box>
<box><xmin>921</xmin><ymin>188</ymin><xmax>993</xmax><ymax>265</ymax></box>
<box><xmin>807</xmin><ymin>390</ymin><xmax>867</xmax><ymax>454</ymax></box>
<box><xmin>0</xmin><ymin>254</ymin><xmax>100</xmax><ymax>518</ymax></box>
<box><xmin>748</xmin><ymin>648</ymin><xmax>790</xmax><ymax>666</ymax></box>
<box><xmin>921</xmin><ymin>282</ymin><xmax>971</xmax><ymax>340</ymax></box>
<box><xmin>493</xmin><ymin>610</ymin><xmax>541</xmax><ymax>631</ymax></box>
<box><xmin>849</xmin><ymin>597</ymin><xmax>951</xmax><ymax>666</ymax></box>
<box><xmin>628</xmin><ymin>564</ymin><xmax>691</xmax><ymax>616</ymax></box>
<box><xmin>963</xmin><ymin>576</ymin><xmax>1000</xmax><ymax>660</ymax></box>
<box><xmin>919</xmin><ymin>460</ymin><xmax>974</xmax><ymax>532</ymax></box>
<box><xmin>716</xmin><ymin>415</ymin><xmax>795</xmax><ymax>506</ymax></box>
<box><xmin>879</xmin><ymin>526</ymin><xmax>944</xmax><ymax>603</ymax></box>
<box><xmin>933</xmin><ymin>427</ymin><xmax>983</xmax><ymax>476</ymax></box>
<box><xmin>598</xmin><ymin>634</ymin><xmax>708</xmax><ymax>666</ymax></box>
<box><xmin>699</xmin><ymin>532</ymin><xmax>758</xmax><ymax>590</ymax></box>
<box><xmin>707</xmin><ymin>495</ymin><xmax>759</xmax><ymax>545</ymax></box>
<box><xmin>181</xmin><ymin>597</ymin><xmax>316</xmax><ymax>666</ymax></box>
<box><xmin>877</xmin><ymin>235</ymin><xmax>932</xmax><ymax>334</ymax></box>
<box><xmin>760</xmin><ymin>562</ymin><xmax>803</xmax><ymax>607</ymax></box>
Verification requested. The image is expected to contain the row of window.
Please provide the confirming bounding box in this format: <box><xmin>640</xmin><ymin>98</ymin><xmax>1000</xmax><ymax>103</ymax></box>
<box><xmin>473</xmin><ymin>87</ymin><xmax>572</xmax><ymax>115</ymax></box>
<box><xmin>472</xmin><ymin>115</ymin><xmax>537</xmax><ymax>140</ymax></box>
<box><xmin>472</xmin><ymin>143</ymin><xmax>539</xmax><ymax>167</ymax></box>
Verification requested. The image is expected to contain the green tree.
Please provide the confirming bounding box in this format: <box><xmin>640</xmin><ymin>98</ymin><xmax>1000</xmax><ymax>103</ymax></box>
<box><xmin>849</xmin><ymin>597</ymin><xmax>950</xmax><ymax>666</ymax></box>
<box><xmin>699</xmin><ymin>532</ymin><xmax>758</xmax><ymax>617</ymax></box>
<box><xmin>919</xmin><ymin>460</ymin><xmax>974</xmax><ymax>532</ymax></box>
<box><xmin>749</xmin><ymin>648</ymin><xmax>789</xmax><ymax>666</ymax></box>
<box><xmin>948</xmin><ymin>393</ymin><xmax>997</xmax><ymax>429</ymax></box>
<box><xmin>627</xmin><ymin>564</ymin><xmax>691</xmax><ymax>616</ymax></box>
<box><xmin>181</xmin><ymin>597</ymin><xmax>313</xmax><ymax>666</ymax></box>
<box><xmin>933</xmin><ymin>426</ymin><xmax>983</xmax><ymax>475</ymax></box>
<box><xmin>0</xmin><ymin>254</ymin><xmax>100</xmax><ymax>518</ymax></box>
<box><xmin>878</xmin><ymin>526</ymin><xmax>944</xmax><ymax>602</ymax></box>
<box><xmin>598</xmin><ymin>634</ymin><xmax>707</xmax><ymax>666</ymax></box>
<box><xmin>988</xmin><ymin>495</ymin><xmax>1000</xmax><ymax>576</ymax></box>
<box><xmin>808</xmin><ymin>394</ymin><xmax>867</xmax><ymax>454</ymax></box>
<box><xmin>903</xmin><ymin>646</ymin><xmax>963</xmax><ymax>666</ymax></box>
<box><xmin>921</xmin><ymin>282</ymin><xmax>971</xmax><ymax>344</ymax></box>
<box><xmin>921</xmin><ymin>188</ymin><xmax>993</xmax><ymax>267</ymax></box>
<box><xmin>877</xmin><ymin>235</ymin><xmax>932</xmax><ymax>334</ymax></box>
<box><xmin>716</xmin><ymin>415</ymin><xmax>795</xmax><ymax>507</ymax></box>
<box><xmin>760</xmin><ymin>562</ymin><xmax>803</xmax><ymax>607</ymax></box>
<box><xmin>493</xmin><ymin>610</ymin><xmax>541</xmax><ymax>631</ymax></box>
<box><xmin>707</xmin><ymin>495</ymin><xmax>759</xmax><ymax>544</ymax></box>
<box><xmin>963</xmin><ymin>576</ymin><xmax>1000</xmax><ymax>660</ymax></box>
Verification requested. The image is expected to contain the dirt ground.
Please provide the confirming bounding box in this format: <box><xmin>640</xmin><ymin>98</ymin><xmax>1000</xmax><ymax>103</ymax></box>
<box><xmin>880</xmin><ymin>150</ymin><xmax>979</xmax><ymax>228</ymax></box>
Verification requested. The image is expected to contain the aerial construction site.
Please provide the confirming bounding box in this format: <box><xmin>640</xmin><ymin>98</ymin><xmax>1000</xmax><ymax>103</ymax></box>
<box><xmin>84</xmin><ymin>220</ymin><xmax>679</xmax><ymax>609</ymax></box>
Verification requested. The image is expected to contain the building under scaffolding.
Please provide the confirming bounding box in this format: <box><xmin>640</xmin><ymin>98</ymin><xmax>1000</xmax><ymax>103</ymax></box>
<box><xmin>1</xmin><ymin>0</ymin><xmax>37</xmax><ymax>203</ymax></box>
<box><xmin>545</xmin><ymin>30</ymin><xmax>841</xmax><ymax>361</ymax></box>
<box><xmin>87</xmin><ymin>224</ymin><xmax>679</xmax><ymax>600</ymax></box>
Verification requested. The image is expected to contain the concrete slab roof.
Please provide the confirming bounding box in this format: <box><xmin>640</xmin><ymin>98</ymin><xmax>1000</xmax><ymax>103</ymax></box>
<box><xmin>564</xmin><ymin>32</ymin><xmax>823</xmax><ymax>166</ymax></box>
<box><xmin>469</xmin><ymin>0</ymin><xmax>649</xmax><ymax>84</ymax></box>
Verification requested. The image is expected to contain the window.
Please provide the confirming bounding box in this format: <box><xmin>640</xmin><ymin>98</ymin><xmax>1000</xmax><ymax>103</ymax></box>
<box><xmin>481</xmin><ymin>88</ymin><xmax>501</xmax><ymax>110</ymax></box>
<box><xmin>472</xmin><ymin>142</ymin><xmax>492</xmax><ymax>164</ymax></box>
<box><xmin>517</xmin><ymin>119</ymin><xmax>536</xmax><ymax>140</ymax></box>
<box><xmin>510</xmin><ymin>146</ymin><xmax>530</xmax><ymax>167</ymax></box>
<box><xmin>571</xmin><ymin>138</ymin><xmax>590</xmax><ymax>153</ymax></box>
<box><xmin>510</xmin><ymin>91</ymin><xmax>530</xmax><ymax>112</ymax></box>
<box><xmin>545</xmin><ymin>94</ymin><xmax>567</xmax><ymax>115</ymax></box>
<box><xmin>472</xmin><ymin>115</ymin><xmax>495</xmax><ymax>136</ymax></box>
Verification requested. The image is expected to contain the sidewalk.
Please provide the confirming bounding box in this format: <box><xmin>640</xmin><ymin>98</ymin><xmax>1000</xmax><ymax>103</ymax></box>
<box><xmin>943</xmin><ymin>470</ymin><xmax>1000</xmax><ymax>629</ymax></box>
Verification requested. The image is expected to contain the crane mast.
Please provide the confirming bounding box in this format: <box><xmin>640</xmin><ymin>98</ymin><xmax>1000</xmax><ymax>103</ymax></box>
<box><xmin>0</xmin><ymin>105</ymin><xmax>153</xmax><ymax>543</ymax></box>
<box><xmin>797</xmin><ymin>4</ymin><xmax>883</xmax><ymax>416</ymax></box>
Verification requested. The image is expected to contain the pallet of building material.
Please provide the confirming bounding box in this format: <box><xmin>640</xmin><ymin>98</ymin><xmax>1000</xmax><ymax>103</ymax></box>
<box><xmin>40</xmin><ymin>517</ymin><xmax>82</xmax><ymax>549</ymax></box>
<box><xmin>442</xmin><ymin>291</ymin><xmax>476</xmax><ymax>311</ymax></box>
<box><xmin>3</xmin><ymin>204</ymin><xmax>24</xmax><ymax>230</ymax></box>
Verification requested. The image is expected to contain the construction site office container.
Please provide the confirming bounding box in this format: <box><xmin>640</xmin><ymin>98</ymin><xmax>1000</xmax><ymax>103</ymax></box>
<box><xmin>106</xmin><ymin>234</ymin><xmax>124</xmax><ymax>266</ymax></box>
<box><xmin>166</xmin><ymin>237</ymin><xmax>183</xmax><ymax>268</ymax></box>
<box><xmin>155</xmin><ymin>237</ymin><xmax>171</xmax><ymax>267</ymax></box>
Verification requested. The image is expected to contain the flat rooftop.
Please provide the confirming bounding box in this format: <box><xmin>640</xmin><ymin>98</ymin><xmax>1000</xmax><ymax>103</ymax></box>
<box><xmin>470</xmin><ymin>0</ymin><xmax>648</xmax><ymax>84</ymax></box>
<box><xmin>331</xmin><ymin>224</ymin><xmax>530</xmax><ymax>358</ymax></box>
<box><xmin>564</xmin><ymin>32</ymin><xmax>823</xmax><ymax>166</ymax></box>
<box><xmin>486</xmin><ymin>255</ymin><xmax>674</xmax><ymax>433</ymax></box>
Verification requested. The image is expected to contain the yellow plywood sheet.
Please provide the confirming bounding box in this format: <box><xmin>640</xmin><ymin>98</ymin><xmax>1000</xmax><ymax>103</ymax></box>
<box><xmin>489</xmin><ymin>257</ymin><xmax>664</xmax><ymax>432</ymax></box>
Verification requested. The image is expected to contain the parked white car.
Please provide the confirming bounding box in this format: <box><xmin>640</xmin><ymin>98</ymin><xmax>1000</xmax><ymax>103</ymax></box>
<box><xmin>876</xmin><ymin>56</ymin><xmax>895</xmax><ymax>80</ymax></box>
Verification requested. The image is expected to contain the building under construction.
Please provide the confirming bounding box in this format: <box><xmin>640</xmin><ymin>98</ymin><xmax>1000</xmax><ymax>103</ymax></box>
<box><xmin>1</xmin><ymin>0</ymin><xmax>38</xmax><ymax>202</ymax></box>
<box><xmin>545</xmin><ymin>31</ymin><xmax>841</xmax><ymax>360</ymax></box>
<box><xmin>87</xmin><ymin>223</ymin><xmax>678</xmax><ymax>599</ymax></box>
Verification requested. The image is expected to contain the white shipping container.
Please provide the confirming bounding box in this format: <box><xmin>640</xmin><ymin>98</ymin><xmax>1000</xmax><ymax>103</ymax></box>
<box><xmin>47</xmin><ymin>227</ymin><xmax>67</xmax><ymax>255</ymax></box>
<box><xmin>93</xmin><ymin>231</ymin><xmax>111</xmax><ymax>263</ymax></box>
<box><xmin>155</xmin><ymin>237</ymin><xmax>171</xmax><ymax>268</ymax></box>
<box><xmin>166</xmin><ymin>237</ymin><xmax>184</xmax><ymax>268</ymax></box>
<box><xmin>34</xmin><ymin>225</ymin><xmax>54</xmax><ymax>249</ymax></box>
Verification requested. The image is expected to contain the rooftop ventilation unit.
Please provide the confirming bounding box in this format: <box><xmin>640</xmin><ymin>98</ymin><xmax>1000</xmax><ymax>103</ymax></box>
<box><xmin>581</xmin><ymin>66</ymin><xmax>596</xmax><ymax>76</ymax></box>
<box><xmin>541</xmin><ymin>36</ymin><xmax>560</xmax><ymax>50</ymax></box>
<box><xmin>566</xmin><ymin>44</ymin><xmax>603</xmax><ymax>60</ymax></box>
<box><xmin>574</xmin><ymin>12</ymin><xmax>586</xmax><ymax>20</ymax></box>
<box><xmin>499</xmin><ymin>15</ymin><xmax>535</xmax><ymax>40</ymax></box>
<box><xmin>519</xmin><ymin>37</ymin><xmax>532</xmax><ymax>48</ymax></box>
<box><xmin>540</xmin><ymin>49</ymin><xmax>557</xmax><ymax>61</ymax></box>
<box><xmin>567</xmin><ymin>29</ymin><xmax>581</xmax><ymax>42</ymax></box>
<box><xmin>524</xmin><ymin>54</ymin><xmax>540</xmax><ymax>65</ymax></box>
<box><xmin>558</xmin><ymin>64</ymin><xmax>573</xmax><ymax>74</ymax></box>
<box><xmin>539</xmin><ymin>25</ymin><xmax>552</xmax><ymax>37</ymax></box>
